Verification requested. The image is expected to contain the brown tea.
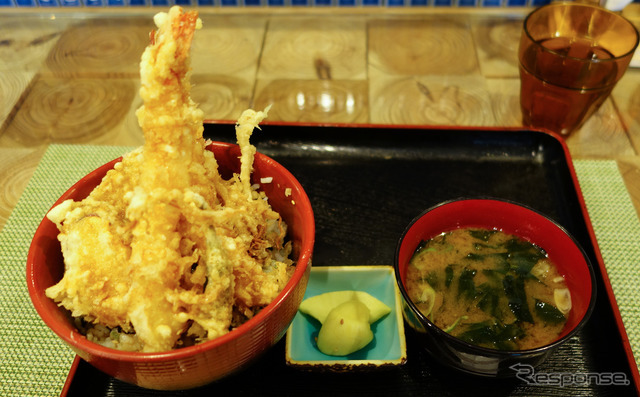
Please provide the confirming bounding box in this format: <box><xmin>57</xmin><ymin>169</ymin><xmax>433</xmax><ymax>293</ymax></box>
<box><xmin>519</xmin><ymin>37</ymin><xmax>617</xmax><ymax>136</ymax></box>
<box><xmin>517</xmin><ymin>3</ymin><xmax>639</xmax><ymax>137</ymax></box>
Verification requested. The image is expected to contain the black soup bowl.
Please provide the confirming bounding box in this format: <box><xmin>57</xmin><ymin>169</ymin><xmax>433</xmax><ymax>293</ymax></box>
<box><xmin>394</xmin><ymin>198</ymin><xmax>596</xmax><ymax>377</ymax></box>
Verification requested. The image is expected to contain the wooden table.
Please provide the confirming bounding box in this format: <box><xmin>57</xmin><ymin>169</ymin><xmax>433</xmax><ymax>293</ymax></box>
<box><xmin>1</xmin><ymin>6</ymin><xmax>640</xmax><ymax>231</ymax></box>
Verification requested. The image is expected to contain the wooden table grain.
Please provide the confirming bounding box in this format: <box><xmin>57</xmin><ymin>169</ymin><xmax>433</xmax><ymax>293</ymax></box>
<box><xmin>0</xmin><ymin>5</ymin><xmax>639</xmax><ymax>231</ymax></box>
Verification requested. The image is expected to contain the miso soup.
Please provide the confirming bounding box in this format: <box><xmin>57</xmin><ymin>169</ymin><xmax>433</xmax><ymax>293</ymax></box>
<box><xmin>406</xmin><ymin>228</ymin><xmax>571</xmax><ymax>350</ymax></box>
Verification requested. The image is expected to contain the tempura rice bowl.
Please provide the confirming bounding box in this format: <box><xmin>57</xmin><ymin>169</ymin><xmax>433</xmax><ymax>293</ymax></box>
<box><xmin>27</xmin><ymin>141</ymin><xmax>315</xmax><ymax>390</ymax></box>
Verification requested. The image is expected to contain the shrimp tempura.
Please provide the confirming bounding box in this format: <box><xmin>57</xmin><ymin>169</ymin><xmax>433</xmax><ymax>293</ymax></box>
<box><xmin>46</xmin><ymin>7</ymin><xmax>292</xmax><ymax>352</ymax></box>
<box><xmin>125</xmin><ymin>7</ymin><xmax>223</xmax><ymax>352</ymax></box>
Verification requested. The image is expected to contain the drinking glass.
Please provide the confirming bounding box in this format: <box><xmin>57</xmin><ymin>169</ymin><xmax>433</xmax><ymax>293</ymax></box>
<box><xmin>518</xmin><ymin>2</ymin><xmax>639</xmax><ymax>136</ymax></box>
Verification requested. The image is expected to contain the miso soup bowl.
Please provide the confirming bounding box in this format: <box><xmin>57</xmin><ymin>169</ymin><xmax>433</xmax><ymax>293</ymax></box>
<box><xmin>394</xmin><ymin>198</ymin><xmax>596</xmax><ymax>378</ymax></box>
<box><xmin>27</xmin><ymin>142</ymin><xmax>315</xmax><ymax>390</ymax></box>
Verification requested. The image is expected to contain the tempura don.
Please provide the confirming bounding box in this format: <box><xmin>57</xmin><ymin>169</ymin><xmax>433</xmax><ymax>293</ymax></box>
<box><xmin>45</xmin><ymin>7</ymin><xmax>293</xmax><ymax>353</ymax></box>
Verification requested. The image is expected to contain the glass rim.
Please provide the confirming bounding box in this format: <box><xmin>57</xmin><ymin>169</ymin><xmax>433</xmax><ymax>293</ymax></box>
<box><xmin>523</xmin><ymin>1</ymin><xmax>640</xmax><ymax>63</ymax></box>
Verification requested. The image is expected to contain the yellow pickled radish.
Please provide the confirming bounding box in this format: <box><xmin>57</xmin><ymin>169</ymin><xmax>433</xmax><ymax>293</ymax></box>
<box><xmin>316</xmin><ymin>300</ymin><xmax>374</xmax><ymax>356</ymax></box>
<box><xmin>299</xmin><ymin>290</ymin><xmax>391</xmax><ymax>324</ymax></box>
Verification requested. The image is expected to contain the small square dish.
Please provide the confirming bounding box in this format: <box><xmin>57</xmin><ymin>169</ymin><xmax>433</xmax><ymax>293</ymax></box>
<box><xmin>285</xmin><ymin>265</ymin><xmax>407</xmax><ymax>371</ymax></box>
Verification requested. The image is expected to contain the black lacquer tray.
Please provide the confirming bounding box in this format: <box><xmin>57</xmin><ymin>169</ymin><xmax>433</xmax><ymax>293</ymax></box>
<box><xmin>62</xmin><ymin>124</ymin><xmax>639</xmax><ymax>396</ymax></box>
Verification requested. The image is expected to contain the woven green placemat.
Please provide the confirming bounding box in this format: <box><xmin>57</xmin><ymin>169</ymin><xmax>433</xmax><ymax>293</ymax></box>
<box><xmin>574</xmin><ymin>160</ymin><xmax>640</xmax><ymax>372</ymax></box>
<box><xmin>0</xmin><ymin>144</ymin><xmax>133</xmax><ymax>397</ymax></box>
<box><xmin>1</xmin><ymin>146</ymin><xmax>639</xmax><ymax>396</ymax></box>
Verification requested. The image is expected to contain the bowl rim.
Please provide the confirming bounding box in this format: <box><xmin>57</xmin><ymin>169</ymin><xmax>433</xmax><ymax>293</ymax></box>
<box><xmin>26</xmin><ymin>141</ymin><xmax>315</xmax><ymax>362</ymax></box>
<box><xmin>393</xmin><ymin>196</ymin><xmax>597</xmax><ymax>356</ymax></box>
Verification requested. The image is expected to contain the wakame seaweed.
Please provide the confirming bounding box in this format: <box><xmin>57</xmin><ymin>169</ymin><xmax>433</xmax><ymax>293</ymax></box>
<box><xmin>466</xmin><ymin>253</ymin><xmax>484</xmax><ymax>261</ymax></box>
<box><xmin>426</xmin><ymin>271</ymin><xmax>438</xmax><ymax>288</ymax></box>
<box><xmin>534</xmin><ymin>299</ymin><xmax>566</xmax><ymax>324</ymax></box>
<box><xmin>458</xmin><ymin>267</ymin><xmax>477</xmax><ymax>300</ymax></box>
<box><xmin>509</xmin><ymin>251</ymin><xmax>545</xmax><ymax>277</ymax></box>
<box><xmin>503</xmin><ymin>275</ymin><xmax>534</xmax><ymax>323</ymax></box>
<box><xmin>445</xmin><ymin>265</ymin><xmax>454</xmax><ymax>288</ymax></box>
<box><xmin>504</xmin><ymin>238</ymin><xmax>536</xmax><ymax>253</ymax></box>
<box><xmin>476</xmin><ymin>283</ymin><xmax>501</xmax><ymax>319</ymax></box>
<box><xmin>457</xmin><ymin>320</ymin><xmax>524</xmax><ymax>350</ymax></box>
<box><xmin>415</xmin><ymin>240</ymin><xmax>429</xmax><ymax>253</ymax></box>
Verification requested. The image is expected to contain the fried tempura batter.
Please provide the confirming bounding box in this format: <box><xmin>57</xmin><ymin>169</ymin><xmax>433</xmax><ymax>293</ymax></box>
<box><xmin>45</xmin><ymin>7</ymin><xmax>292</xmax><ymax>353</ymax></box>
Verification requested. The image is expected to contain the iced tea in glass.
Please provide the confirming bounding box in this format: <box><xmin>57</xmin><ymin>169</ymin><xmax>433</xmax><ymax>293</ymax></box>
<box><xmin>518</xmin><ymin>2</ymin><xmax>639</xmax><ymax>136</ymax></box>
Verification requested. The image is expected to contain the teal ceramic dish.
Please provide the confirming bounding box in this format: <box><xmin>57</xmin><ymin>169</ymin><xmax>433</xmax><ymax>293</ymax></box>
<box><xmin>285</xmin><ymin>266</ymin><xmax>407</xmax><ymax>371</ymax></box>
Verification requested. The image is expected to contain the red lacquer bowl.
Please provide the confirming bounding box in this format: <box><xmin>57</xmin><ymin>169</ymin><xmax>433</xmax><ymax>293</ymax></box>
<box><xmin>395</xmin><ymin>198</ymin><xmax>596</xmax><ymax>377</ymax></box>
<box><xmin>26</xmin><ymin>142</ymin><xmax>315</xmax><ymax>390</ymax></box>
